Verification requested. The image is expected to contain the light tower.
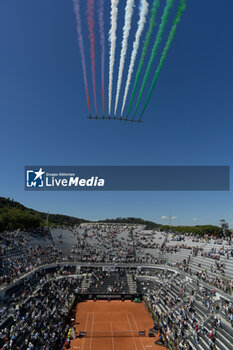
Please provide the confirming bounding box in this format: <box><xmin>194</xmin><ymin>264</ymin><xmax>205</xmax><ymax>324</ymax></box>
<box><xmin>46</xmin><ymin>212</ymin><xmax>49</xmax><ymax>227</ymax></box>
<box><xmin>220</xmin><ymin>219</ymin><xmax>229</xmax><ymax>238</ymax></box>
<box><xmin>169</xmin><ymin>215</ymin><xmax>176</xmax><ymax>233</ymax></box>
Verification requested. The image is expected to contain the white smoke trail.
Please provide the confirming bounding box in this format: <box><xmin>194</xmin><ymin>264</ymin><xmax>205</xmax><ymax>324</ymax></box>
<box><xmin>121</xmin><ymin>0</ymin><xmax>148</xmax><ymax>116</ymax></box>
<box><xmin>114</xmin><ymin>0</ymin><xmax>134</xmax><ymax>116</ymax></box>
<box><xmin>108</xmin><ymin>0</ymin><xmax>119</xmax><ymax>116</ymax></box>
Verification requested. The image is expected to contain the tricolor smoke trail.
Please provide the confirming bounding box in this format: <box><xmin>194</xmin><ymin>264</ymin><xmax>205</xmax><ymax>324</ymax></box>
<box><xmin>140</xmin><ymin>0</ymin><xmax>186</xmax><ymax>119</ymax></box>
<box><xmin>120</xmin><ymin>0</ymin><xmax>149</xmax><ymax>117</ymax></box>
<box><xmin>114</xmin><ymin>0</ymin><xmax>134</xmax><ymax>117</ymax></box>
<box><xmin>108</xmin><ymin>0</ymin><xmax>119</xmax><ymax>116</ymax></box>
<box><xmin>72</xmin><ymin>0</ymin><xmax>187</xmax><ymax>122</ymax></box>
<box><xmin>126</xmin><ymin>0</ymin><xmax>161</xmax><ymax>118</ymax></box>
<box><xmin>73</xmin><ymin>0</ymin><xmax>91</xmax><ymax>116</ymax></box>
<box><xmin>87</xmin><ymin>0</ymin><xmax>97</xmax><ymax>115</ymax></box>
<box><xmin>133</xmin><ymin>0</ymin><xmax>175</xmax><ymax>118</ymax></box>
<box><xmin>98</xmin><ymin>0</ymin><xmax>105</xmax><ymax>116</ymax></box>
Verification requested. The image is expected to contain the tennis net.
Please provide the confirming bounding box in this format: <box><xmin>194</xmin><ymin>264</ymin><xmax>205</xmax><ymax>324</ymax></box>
<box><xmin>79</xmin><ymin>330</ymin><xmax>146</xmax><ymax>338</ymax></box>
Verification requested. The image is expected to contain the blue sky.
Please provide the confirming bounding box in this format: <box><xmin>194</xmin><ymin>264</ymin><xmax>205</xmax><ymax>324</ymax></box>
<box><xmin>0</xmin><ymin>0</ymin><xmax>232</xmax><ymax>227</ymax></box>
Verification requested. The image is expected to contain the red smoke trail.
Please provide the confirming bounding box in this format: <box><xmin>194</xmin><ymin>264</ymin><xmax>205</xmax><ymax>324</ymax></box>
<box><xmin>88</xmin><ymin>0</ymin><xmax>97</xmax><ymax>115</ymax></box>
<box><xmin>98</xmin><ymin>0</ymin><xmax>105</xmax><ymax>116</ymax></box>
<box><xmin>73</xmin><ymin>0</ymin><xmax>91</xmax><ymax>116</ymax></box>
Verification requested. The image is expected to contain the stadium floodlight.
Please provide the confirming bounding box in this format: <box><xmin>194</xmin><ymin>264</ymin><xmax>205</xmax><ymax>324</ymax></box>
<box><xmin>220</xmin><ymin>219</ymin><xmax>229</xmax><ymax>238</ymax></box>
<box><xmin>161</xmin><ymin>215</ymin><xmax>176</xmax><ymax>232</ymax></box>
<box><xmin>46</xmin><ymin>211</ymin><xmax>49</xmax><ymax>227</ymax></box>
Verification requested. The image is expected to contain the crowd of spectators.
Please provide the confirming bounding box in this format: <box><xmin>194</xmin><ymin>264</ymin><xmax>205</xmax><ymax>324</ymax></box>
<box><xmin>89</xmin><ymin>269</ymin><xmax>129</xmax><ymax>294</ymax></box>
<box><xmin>222</xmin><ymin>301</ymin><xmax>233</xmax><ymax>327</ymax></box>
<box><xmin>143</xmin><ymin>276</ymin><xmax>229</xmax><ymax>350</ymax></box>
<box><xmin>1</xmin><ymin>225</ymin><xmax>233</xmax><ymax>296</ymax></box>
<box><xmin>160</xmin><ymin>235</ymin><xmax>233</xmax><ymax>296</ymax></box>
<box><xmin>79</xmin><ymin>225</ymin><xmax>137</xmax><ymax>263</ymax></box>
<box><xmin>0</xmin><ymin>246</ymin><xmax>63</xmax><ymax>288</ymax></box>
<box><xmin>0</xmin><ymin>231</ymin><xmax>29</xmax><ymax>256</ymax></box>
<box><xmin>0</xmin><ymin>259</ymin><xmax>233</xmax><ymax>349</ymax></box>
<box><xmin>0</xmin><ymin>277</ymin><xmax>81</xmax><ymax>350</ymax></box>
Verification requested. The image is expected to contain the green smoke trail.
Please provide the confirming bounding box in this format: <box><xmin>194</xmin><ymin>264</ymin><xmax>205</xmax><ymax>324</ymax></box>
<box><xmin>126</xmin><ymin>0</ymin><xmax>161</xmax><ymax>118</ymax></box>
<box><xmin>140</xmin><ymin>0</ymin><xmax>186</xmax><ymax>119</ymax></box>
<box><xmin>132</xmin><ymin>0</ymin><xmax>175</xmax><ymax>118</ymax></box>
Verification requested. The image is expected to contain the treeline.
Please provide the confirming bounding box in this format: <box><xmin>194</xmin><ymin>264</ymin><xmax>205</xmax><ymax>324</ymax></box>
<box><xmin>0</xmin><ymin>197</ymin><xmax>87</xmax><ymax>232</ymax></box>
<box><xmin>0</xmin><ymin>209</ymin><xmax>42</xmax><ymax>231</ymax></box>
<box><xmin>101</xmin><ymin>218</ymin><xmax>229</xmax><ymax>237</ymax></box>
<box><xmin>100</xmin><ymin>217</ymin><xmax>161</xmax><ymax>230</ymax></box>
<box><xmin>0</xmin><ymin>197</ymin><xmax>229</xmax><ymax>237</ymax></box>
<box><xmin>41</xmin><ymin>213</ymin><xmax>86</xmax><ymax>227</ymax></box>
<box><xmin>162</xmin><ymin>224</ymin><xmax>230</xmax><ymax>237</ymax></box>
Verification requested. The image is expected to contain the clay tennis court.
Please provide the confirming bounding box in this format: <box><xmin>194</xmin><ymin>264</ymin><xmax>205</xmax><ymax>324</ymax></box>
<box><xmin>70</xmin><ymin>300</ymin><xmax>165</xmax><ymax>350</ymax></box>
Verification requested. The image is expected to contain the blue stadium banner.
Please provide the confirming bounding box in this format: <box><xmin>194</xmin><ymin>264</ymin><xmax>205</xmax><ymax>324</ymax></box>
<box><xmin>24</xmin><ymin>166</ymin><xmax>230</xmax><ymax>191</ymax></box>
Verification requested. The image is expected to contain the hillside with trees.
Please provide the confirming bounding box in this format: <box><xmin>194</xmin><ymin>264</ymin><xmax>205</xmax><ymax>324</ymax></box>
<box><xmin>0</xmin><ymin>197</ymin><xmax>227</xmax><ymax>236</ymax></box>
<box><xmin>0</xmin><ymin>197</ymin><xmax>87</xmax><ymax>232</ymax></box>
<box><xmin>100</xmin><ymin>217</ymin><xmax>161</xmax><ymax>230</ymax></box>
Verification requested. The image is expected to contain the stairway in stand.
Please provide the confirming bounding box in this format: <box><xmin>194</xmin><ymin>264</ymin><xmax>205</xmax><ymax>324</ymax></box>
<box><xmin>81</xmin><ymin>274</ymin><xmax>91</xmax><ymax>292</ymax></box>
<box><xmin>127</xmin><ymin>274</ymin><xmax>137</xmax><ymax>294</ymax></box>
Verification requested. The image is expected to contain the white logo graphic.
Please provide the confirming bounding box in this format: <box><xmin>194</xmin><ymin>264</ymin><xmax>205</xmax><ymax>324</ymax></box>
<box><xmin>26</xmin><ymin>168</ymin><xmax>45</xmax><ymax>187</ymax></box>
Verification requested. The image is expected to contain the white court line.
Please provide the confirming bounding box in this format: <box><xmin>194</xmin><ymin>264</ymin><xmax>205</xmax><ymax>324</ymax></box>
<box><xmin>82</xmin><ymin>312</ymin><xmax>89</xmax><ymax>350</ymax></box>
<box><xmin>110</xmin><ymin>321</ymin><xmax>115</xmax><ymax>350</ymax></box>
<box><xmin>130</xmin><ymin>312</ymin><xmax>146</xmax><ymax>350</ymax></box>
<box><xmin>126</xmin><ymin>312</ymin><xmax>139</xmax><ymax>350</ymax></box>
<box><xmin>89</xmin><ymin>312</ymin><xmax>95</xmax><ymax>350</ymax></box>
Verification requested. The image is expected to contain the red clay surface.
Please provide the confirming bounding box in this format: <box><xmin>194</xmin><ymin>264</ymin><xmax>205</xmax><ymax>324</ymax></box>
<box><xmin>70</xmin><ymin>300</ymin><xmax>165</xmax><ymax>350</ymax></box>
